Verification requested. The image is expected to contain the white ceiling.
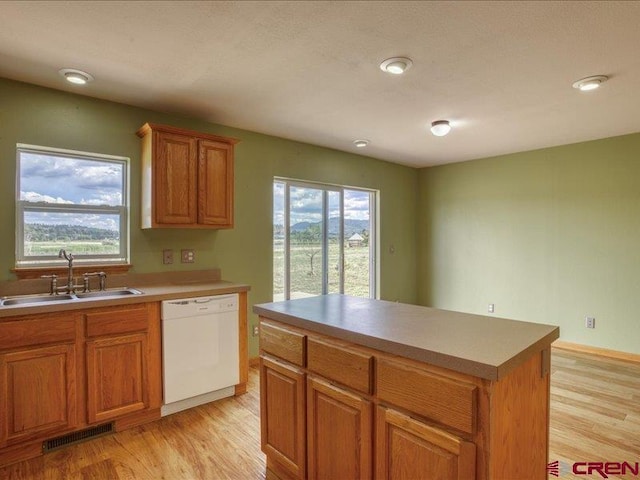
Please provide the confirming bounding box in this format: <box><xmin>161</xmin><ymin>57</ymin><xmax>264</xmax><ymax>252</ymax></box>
<box><xmin>1</xmin><ymin>1</ymin><xmax>639</xmax><ymax>168</ymax></box>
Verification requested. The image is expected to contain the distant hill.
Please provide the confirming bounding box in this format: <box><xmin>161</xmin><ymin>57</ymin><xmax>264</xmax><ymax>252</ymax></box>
<box><xmin>24</xmin><ymin>223</ymin><xmax>118</xmax><ymax>242</ymax></box>
<box><xmin>289</xmin><ymin>218</ymin><xmax>369</xmax><ymax>237</ymax></box>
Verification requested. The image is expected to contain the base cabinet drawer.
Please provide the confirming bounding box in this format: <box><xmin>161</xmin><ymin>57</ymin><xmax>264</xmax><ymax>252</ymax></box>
<box><xmin>376</xmin><ymin>406</ymin><xmax>476</xmax><ymax>480</ymax></box>
<box><xmin>307</xmin><ymin>337</ymin><xmax>372</xmax><ymax>394</ymax></box>
<box><xmin>259</xmin><ymin>320</ymin><xmax>306</xmax><ymax>367</ymax></box>
<box><xmin>377</xmin><ymin>357</ymin><xmax>477</xmax><ymax>434</ymax></box>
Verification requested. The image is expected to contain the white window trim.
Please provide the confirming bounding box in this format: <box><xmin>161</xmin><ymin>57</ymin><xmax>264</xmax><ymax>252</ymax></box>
<box><xmin>16</xmin><ymin>143</ymin><xmax>130</xmax><ymax>267</ymax></box>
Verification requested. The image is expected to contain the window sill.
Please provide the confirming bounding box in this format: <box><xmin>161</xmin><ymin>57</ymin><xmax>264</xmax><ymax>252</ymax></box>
<box><xmin>12</xmin><ymin>264</ymin><xmax>132</xmax><ymax>280</ymax></box>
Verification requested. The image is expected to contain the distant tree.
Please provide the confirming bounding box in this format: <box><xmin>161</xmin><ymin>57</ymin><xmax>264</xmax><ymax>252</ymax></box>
<box><xmin>361</xmin><ymin>229</ymin><xmax>369</xmax><ymax>247</ymax></box>
<box><xmin>290</xmin><ymin>224</ymin><xmax>322</xmax><ymax>275</ymax></box>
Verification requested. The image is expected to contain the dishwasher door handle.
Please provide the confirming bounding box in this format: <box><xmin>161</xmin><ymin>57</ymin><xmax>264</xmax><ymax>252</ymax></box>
<box><xmin>193</xmin><ymin>298</ymin><xmax>215</xmax><ymax>304</ymax></box>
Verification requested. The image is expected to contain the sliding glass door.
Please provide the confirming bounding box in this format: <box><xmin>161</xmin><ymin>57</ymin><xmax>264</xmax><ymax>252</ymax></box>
<box><xmin>274</xmin><ymin>179</ymin><xmax>376</xmax><ymax>300</ymax></box>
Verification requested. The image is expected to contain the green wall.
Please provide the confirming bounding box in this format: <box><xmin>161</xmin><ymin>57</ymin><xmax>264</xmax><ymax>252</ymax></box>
<box><xmin>6</xmin><ymin>76</ymin><xmax>638</xmax><ymax>356</ymax></box>
<box><xmin>0</xmin><ymin>78</ymin><xmax>418</xmax><ymax>357</ymax></box>
<box><xmin>418</xmin><ymin>133</ymin><xmax>640</xmax><ymax>354</ymax></box>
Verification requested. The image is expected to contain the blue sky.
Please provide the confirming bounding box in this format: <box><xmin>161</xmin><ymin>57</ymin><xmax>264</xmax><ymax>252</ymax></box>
<box><xmin>20</xmin><ymin>152</ymin><xmax>124</xmax><ymax>206</ymax></box>
<box><xmin>273</xmin><ymin>182</ymin><xmax>371</xmax><ymax>226</ymax></box>
<box><xmin>19</xmin><ymin>152</ymin><xmax>124</xmax><ymax>231</ymax></box>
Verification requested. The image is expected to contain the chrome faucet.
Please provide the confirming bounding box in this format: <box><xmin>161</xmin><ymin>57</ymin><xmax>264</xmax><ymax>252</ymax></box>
<box><xmin>59</xmin><ymin>249</ymin><xmax>75</xmax><ymax>293</ymax></box>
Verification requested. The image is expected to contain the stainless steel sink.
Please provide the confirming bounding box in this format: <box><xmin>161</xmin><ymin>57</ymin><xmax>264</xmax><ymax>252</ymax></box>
<box><xmin>0</xmin><ymin>288</ymin><xmax>143</xmax><ymax>306</ymax></box>
<box><xmin>75</xmin><ymin>288</ymin><xmax>143</xmax><ymax>299</ymax></box>
<box><xmin>0</xmin><ymin>294</ymin><xmax>75</xmax><ymax>306</ymax></box>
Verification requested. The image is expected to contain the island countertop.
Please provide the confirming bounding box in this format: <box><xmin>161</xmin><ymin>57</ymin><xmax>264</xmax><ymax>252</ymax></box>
<box><xmin>253</xmin><ymin>294</ymin><xmax>559</xmax><ymax>380</ymax></box>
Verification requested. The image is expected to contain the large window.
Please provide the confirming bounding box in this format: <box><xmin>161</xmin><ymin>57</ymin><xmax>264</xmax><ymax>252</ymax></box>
<box><xmin>273</xmin><ymin>179</ymin><xmax>377</xmax><ymax>300</ymax></box>
<box><xmin>16</xmin><ymin>144</ymin><xmax>129</xmax><ymax>267</ymax></box>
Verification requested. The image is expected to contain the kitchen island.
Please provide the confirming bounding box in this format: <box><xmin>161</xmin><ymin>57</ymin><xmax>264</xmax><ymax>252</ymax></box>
<box><xmin>254</xmin><ymin>294</ymin><xmax>559</xmax><ymax>480</ymax></box>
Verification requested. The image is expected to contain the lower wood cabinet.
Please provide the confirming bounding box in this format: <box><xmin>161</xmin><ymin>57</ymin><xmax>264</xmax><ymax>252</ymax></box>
<box><xmin>307</xmin><ymin>376</ymin><xmax>372</xmax><ymax>480</ymax></box>
<box><xmin>0</xmin><ymin>343</ymin><xmax>77</xmax><ymax>447</ymax></box>
<box><xmin>376</xmin><ymin>406</ymin><xmax>475</xmax><ymax>480</ymax></box>
<box><xmin>0</xmin><ymin>303</ymin><xmax>161</xmax><ymax>466</ymax></box>
<box><xmin>260</xmin><ymin>355</ymin><xmax>306</xmax><ymax>479</ymax></box>
<box><xmin>86</xmin><ymin>333</ymin><xmax>149</xmax><ymax>424</ymax></box>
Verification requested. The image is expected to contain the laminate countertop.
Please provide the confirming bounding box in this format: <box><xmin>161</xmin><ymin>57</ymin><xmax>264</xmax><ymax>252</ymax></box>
<box><xmin>254</xmin><ymin>294</ymin><xmax>559</xmax><ymax>381</ymax></box>
<box><xmin>0</xmin><ymin>269</ymin><xmax>249</xmax><ymax>319</ymax></box>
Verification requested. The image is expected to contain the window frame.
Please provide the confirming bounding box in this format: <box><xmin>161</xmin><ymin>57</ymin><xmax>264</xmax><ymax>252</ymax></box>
<box><xmin>15</xmin><ymin>143</ymin><xmax>130</xmax><ymax>267</ymax></box>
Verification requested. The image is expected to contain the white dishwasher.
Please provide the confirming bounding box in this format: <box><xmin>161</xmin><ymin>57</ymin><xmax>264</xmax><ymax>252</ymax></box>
<box><xmin>161</xmin><ymin>293</ymin><xmax>239</xmax><ymax>417</ymax></box>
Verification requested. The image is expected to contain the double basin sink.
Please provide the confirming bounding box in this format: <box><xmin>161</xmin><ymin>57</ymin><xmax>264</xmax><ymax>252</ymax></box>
<box><xmin>0</xmin><ymin>288</ymin><xmax>143</xmax><ymax>307</ymax></box>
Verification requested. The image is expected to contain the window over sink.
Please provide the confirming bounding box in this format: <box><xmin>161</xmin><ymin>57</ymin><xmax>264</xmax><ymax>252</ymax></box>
<box><xmin>16</xmin><ymin>144</ymin><xmax>129</xmax><ymax>267</ymax></box>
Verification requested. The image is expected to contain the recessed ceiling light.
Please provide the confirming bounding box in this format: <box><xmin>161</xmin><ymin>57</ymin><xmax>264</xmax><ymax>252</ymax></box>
<box><xmin>353</xmin><ymin>139</ymin><xmax>370</xmax><ymax>148</ymax></box>
<box><xmin>379</xmin><ymin>57</ymin><xmax>413</xmax><ymax>75</ymax></box>
<box><xmin>572</xmin><ymin>75</ymin><xmax>608</xmax><ymax>92</ymax></box>
<box><xmin>430</xmin><ymin>120</ymin><xmax>451</xmax><ymax>137</ymax></box>
<box><xmin>58</xmin><ymin>68</ymin><xmax>94</xmax><ymax>85</ymax></box>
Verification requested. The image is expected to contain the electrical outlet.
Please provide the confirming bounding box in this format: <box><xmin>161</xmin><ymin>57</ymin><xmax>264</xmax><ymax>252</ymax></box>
<box><xmin>181</xmin><ymin>249</ymin><xmax>195</xmax><ymax>263</ymax></box>
<box><xmin>488</xmin><ymin>303</ymin><xmax>495</xmax><ymax>314</ymax></box>
<box><xmin>252</xmin><ymin>325</ymin><xmax>259</xmax><ymax>337</ymax></box>
<box><xmin>162</xmin><ymin>249</ymin><xmax>173</xmax><ymax>265</ymax></box>
<box><xmin>585</xmin><ymin>316</ymin><xmax>596</xmax><ymax>329</ymax></box>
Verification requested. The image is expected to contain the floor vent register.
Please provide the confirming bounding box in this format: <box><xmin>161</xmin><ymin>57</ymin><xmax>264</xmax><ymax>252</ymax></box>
<box><xmin>42</xmin><ymin>423</ymin><xmax>113</xmax><ymax>453</ymax></box>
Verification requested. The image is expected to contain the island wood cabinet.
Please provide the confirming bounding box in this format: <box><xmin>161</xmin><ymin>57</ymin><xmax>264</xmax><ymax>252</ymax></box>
<box><xmin>137</xmin><ymin>123</ymin><xmax>239</xmax><ymax>229</ymax></box>
<box><xmin>260</xmin><ymin>356</ymin><xmax>306</xmax><ymax>479</ymax></box>
<box><xmin>258</xmin><ymin>317</ymin><xmax>551</xmax><ymax>480</ymax></box>
<box><xmin>0</xmin><ymin>303</ymin><xmax>161</xmax><ymax>466</ymax></box>
<box><xmin>307</xmin><ymin>376</ymin><xmax>372</xmax><ymax>480</ymax></box>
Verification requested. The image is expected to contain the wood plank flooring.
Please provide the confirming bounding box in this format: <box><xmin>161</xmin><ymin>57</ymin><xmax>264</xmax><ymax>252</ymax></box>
<box><xmin>2</xmin><ymin>349</ymin><xmax>639</xmax><ymax>479</ymax></box>
<box><xmin>549</xmin><ymin>349</ymin><xmax>640</xmax><ymax>479</ymax></box>
<box><xmin>0</xmin><ymin>366</ymin><xmax>265</xmax><ymax>480</ymax></box>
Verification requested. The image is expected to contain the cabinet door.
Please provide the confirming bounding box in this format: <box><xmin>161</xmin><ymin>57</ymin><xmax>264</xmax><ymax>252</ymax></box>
<box><xmin>307</xmin><ymin>376</ymin><xmax>372</xmax><ymax>480</ymax></box>
<box><xmin>376</xmin><ymin>407</ymin><xmax>475</xmax><ymax>480</ymax></box>
<box><xmin>154</xmin><ymin>131</ymin><xmax>198</xmax><ymax>225</ymax></box>
<box><xmin>260</xmin><ymin>355</ymin><xmax>306</xmax><ymax>479</ymax></box>
<box><xmin>198</xmin><ymin>139</ymin><xmax>233</xmax><ymax>227</ymax></box>
<box><xmin>86</xmin><ymin>333</ymin><xmax>149</xmax><ymax>424</ymax></box>
<box><xmin>0</xmin><ymin>344</ymin><xmax>77</xmax><ymax>446</ymax></box>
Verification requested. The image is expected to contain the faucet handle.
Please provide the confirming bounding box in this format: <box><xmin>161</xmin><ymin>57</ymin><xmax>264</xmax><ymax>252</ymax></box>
<box><xmin>83</xmin><ymin>272</ymin><xmax>100</xmax><ymax>292</ymax></box>
<box><xmin>40</xmin><ymin>274</ymin><xmax>58</xmax><ymax>295</ymax></box>
<box><xmin>83</xmin><ymin>272</ymin><xmax>107</xmax><ymax>291</ymax></box>
<box><xmin>98</xmin><ymin>272</ymin><xmax>107</xmax><ymax>291</ymax></box>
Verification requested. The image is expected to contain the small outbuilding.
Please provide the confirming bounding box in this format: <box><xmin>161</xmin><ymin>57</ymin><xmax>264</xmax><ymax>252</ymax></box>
<box><xmin>348</xmin><ymin>232</ymin><xmax>364</xmax><ymax>247</ymax></box>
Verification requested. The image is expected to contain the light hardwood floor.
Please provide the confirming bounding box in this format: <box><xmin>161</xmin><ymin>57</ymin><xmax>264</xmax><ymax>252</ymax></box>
<box><xmin>549</xmin><ymin>349</ymin><xmax>640</xmax><ymax>479</ymax></box>
<box><xmin>2</xmin><ymin>349</ymin><xmax>639</xmax><ymax>479</ymax></box>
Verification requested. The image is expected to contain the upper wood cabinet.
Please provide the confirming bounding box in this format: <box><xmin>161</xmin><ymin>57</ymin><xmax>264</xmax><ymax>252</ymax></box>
<box><xmin>137</xmin><ymin>123</ymin><xmax>239</xmax><ymax>229</ymax></box>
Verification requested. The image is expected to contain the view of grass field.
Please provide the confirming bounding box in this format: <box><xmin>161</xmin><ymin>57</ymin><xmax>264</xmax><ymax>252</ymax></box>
<box><xmin>24</xmin><ymin>240</ymin><xmax>118</xmax><ymax>257</ymax></box>
<box><xmin>273</xmin><ymin>240</ymin><xmax>370</xmax><ymax>298</ymax></box>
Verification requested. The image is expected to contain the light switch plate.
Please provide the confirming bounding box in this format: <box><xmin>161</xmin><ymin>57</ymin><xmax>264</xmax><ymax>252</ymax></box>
<box><xmin>162</xmin><ymin>249</ymin><xmax>173</xmax><ymax>265</ymax></box>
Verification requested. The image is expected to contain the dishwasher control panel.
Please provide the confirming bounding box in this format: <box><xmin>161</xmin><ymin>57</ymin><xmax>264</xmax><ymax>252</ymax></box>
<box><xmin>161</xmin><ymin>294</ymin><xmax>238</xmax><ymax>320</ymax></box>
